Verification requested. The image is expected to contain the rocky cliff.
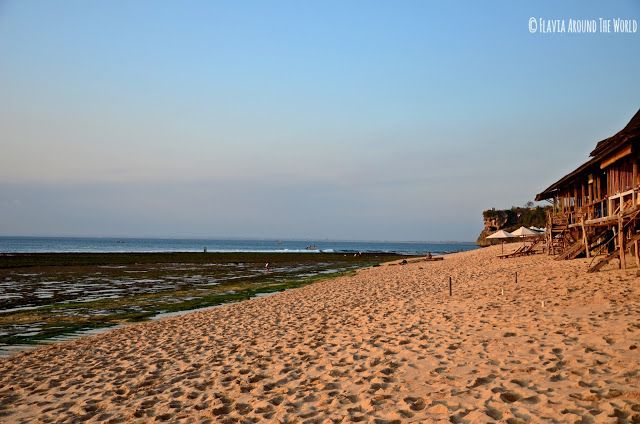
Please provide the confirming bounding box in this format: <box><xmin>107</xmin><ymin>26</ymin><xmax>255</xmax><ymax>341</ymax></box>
<box><xmin>477</xmin><ymin>205</ymin><xmax>549</xmax><ymax>246</ymax></box>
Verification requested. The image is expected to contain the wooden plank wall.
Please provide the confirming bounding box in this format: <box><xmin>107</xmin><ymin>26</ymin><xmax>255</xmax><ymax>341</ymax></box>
<box><xmin>606</xmin><ymin>157</ymin><xmax>634</xmax><ymax>194</ymax></box>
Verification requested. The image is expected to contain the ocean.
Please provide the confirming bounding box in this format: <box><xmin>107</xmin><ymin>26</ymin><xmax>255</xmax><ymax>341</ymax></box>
<box><xmin>0</xmin><ymin>237</ymin><xmax>477</xmax><ymax>255</ymax></box>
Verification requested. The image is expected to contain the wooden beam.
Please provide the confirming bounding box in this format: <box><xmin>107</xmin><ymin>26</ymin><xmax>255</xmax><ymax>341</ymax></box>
<box><xmin>581</xmin><ymin>218</ymin><xmax>590</xmax><ymax>258</ymax></box>
<box><xmin>601</xmin><ymin>145</ymin><xmax>633</xmax><ymax>169</ymax></box>
<box><xmin>618</xmin><ymin>217</ymin><xmax>626</xmax><ymax>270</ymax></box>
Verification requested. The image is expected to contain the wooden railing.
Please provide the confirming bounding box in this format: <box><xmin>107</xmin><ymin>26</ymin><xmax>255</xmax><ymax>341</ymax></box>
<box><xmin>550</xmin><ymin>185</ymin><xmax>640</xmax><ymax>226</ymax></box>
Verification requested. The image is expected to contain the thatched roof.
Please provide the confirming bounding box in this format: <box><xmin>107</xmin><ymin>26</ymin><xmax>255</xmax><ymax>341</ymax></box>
<box><xmin>535</xmin><ymin>108</ymin><xmax>640</xmax><ymax>201</ymax></box>
<box><xmin>590</xmin><ymin>108</ymin><xmax>640</xmax><ymax>158</ymax></box>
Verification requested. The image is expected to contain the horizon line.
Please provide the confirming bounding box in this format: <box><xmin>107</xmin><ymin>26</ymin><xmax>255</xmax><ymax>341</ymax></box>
<box><xmin>0</xmin><ymin>234</ymin><xmax>476</xmax><ymax>245</ymax></box>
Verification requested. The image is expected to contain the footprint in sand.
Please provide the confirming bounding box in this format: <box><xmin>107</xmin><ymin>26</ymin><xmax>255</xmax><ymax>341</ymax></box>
<box><xmin>499</xmin><ymin>391</ymin><xmax>521</xmax><ymax>403</ymax></box>
<box><xmin>403</xmin><ymin>396</ymin><xmax>426</xmax><ymax>411</ymax></box>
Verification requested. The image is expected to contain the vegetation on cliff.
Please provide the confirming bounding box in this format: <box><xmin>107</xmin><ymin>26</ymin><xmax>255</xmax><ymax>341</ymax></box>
<box><xmin>477</xmin><ymin>202</ymin><xmax>550</xmax><ymax>246</ymax></box>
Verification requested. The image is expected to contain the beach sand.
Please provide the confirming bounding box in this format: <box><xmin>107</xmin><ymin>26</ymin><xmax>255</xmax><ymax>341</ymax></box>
<box><xmin>1</xmin><ymin>246</ymin><xmax>639</xmax><ymax>423</ymax></box>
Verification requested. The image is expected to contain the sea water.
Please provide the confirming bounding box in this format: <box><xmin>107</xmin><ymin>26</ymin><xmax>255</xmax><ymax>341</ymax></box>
<box><xmin>0</xmin><ymin>237</ymin><xmax>476</xmax><ymax>255</ymax></box>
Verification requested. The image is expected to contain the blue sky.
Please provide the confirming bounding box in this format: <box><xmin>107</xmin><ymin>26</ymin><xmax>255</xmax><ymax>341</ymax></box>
<box><xmin>1</xmin><ymin>1</ymin><xmax>639</xmax><ymax>241</ymax></box>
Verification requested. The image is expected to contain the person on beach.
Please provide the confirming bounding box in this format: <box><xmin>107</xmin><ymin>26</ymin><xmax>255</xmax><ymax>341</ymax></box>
<box><xmin>265</xmin><ymin>262</ymin><xmax>270</xmax><ymax>271</ymax></box>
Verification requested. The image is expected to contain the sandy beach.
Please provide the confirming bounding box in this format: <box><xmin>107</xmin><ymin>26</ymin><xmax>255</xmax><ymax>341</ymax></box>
<box><xmin>1</xmin><ymin>246</ymin><xmax>639</xmax><ymax>423</ymax></box>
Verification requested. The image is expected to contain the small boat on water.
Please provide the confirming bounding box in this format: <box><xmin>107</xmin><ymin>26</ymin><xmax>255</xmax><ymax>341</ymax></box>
<box><xmin>305</xmin><ymin>244</ymin><xmax>318</xmax><ymax>250</ymax></box>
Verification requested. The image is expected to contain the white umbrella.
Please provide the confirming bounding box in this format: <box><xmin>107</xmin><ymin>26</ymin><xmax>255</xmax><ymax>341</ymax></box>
<box><xmin>512</xmin><ymin>226</ymin><xmax>539</xmax><ymax>248</ymax></box>
<box><xmin>487</xmin><ymin>229</ymin><xmax>515</xmax><ymax>254</ymax></box>
<box><xmin>511</xmin><ymin>226</ymin><xmax>539</xmax><ymax>237</ymax></box>
<box><xmin>487</xmin><ymin>230</ymin><xmax>515</xmax><ymax>239</ymax></box>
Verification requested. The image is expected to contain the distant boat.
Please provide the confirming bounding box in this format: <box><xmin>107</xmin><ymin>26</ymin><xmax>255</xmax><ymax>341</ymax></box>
<box><xmin>305</xmin><ymin>244</ymin><xmax>317</xmax><ymax>250</ymax></box>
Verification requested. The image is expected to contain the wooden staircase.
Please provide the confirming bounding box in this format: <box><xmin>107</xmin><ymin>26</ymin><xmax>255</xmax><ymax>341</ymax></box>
<box><xmin>588</xmin><ymin>231</ymin><xmax>640</xmax><ymax>273</ymax></box>
<box><xmin>555</xmin><ymin>240</ymin><xmax>584</xmax><ymax>261</ymax></box>
<box><xmin>548</xmin><ymin>213</ymin><xmax>571</xmax><ymax>255</ymax></box>
<box><xmin>588</xmin><ymin>250</ymin><xmax>619</xmax><ymax>273</ymax></box>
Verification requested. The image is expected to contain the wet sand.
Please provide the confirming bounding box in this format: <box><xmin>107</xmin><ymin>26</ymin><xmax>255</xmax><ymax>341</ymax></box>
<box><xmin>1</xmin><ymin>245</ymin><xmax>639</xmax><ymax>423</ymax></box>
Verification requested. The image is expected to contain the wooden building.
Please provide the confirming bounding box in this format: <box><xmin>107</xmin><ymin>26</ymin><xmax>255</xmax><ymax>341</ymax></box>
<box><xmin>535</xmin><ymin>109</ymin><xmax>640</xmax><ymax>271</ymax></box>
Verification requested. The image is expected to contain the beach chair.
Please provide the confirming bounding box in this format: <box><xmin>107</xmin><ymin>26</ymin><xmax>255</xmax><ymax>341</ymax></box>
<box><xmin>498</xmin><ymin>245</ymin><xmax>525</xmax><ymax>259</ymax></box>
<box><xmin>519</xmin><ymin>244</ymin><xmax>536</xmax><ymax>256</ymax></box>
<box><xmin>499</xmin><ymin>236</ymin><xmax>543</xmax><ymax>259</ymax></box>
<box><xmin>520</xmin><ymin>237</ymin><xmax>543</xmax><ymax>256</ymax></box>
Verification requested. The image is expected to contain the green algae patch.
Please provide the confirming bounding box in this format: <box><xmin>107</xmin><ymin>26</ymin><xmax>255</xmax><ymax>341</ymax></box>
<box><xmin>0</xmin><ymin>253</ymin><xmax>400</xmax><ymax>349</ymax></box>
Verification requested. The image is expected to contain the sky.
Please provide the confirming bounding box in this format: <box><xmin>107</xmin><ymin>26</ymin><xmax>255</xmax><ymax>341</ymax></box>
<box><xmin>1</xmin><ymin>0</ymin><xmax>639</xmax><ymax>241</ymax></box>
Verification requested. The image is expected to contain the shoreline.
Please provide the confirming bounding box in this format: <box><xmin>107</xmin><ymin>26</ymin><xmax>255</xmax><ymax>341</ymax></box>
<box><xmin>1</xmin><ymin>246</ymin><xmax>639</xmax><ymax>422</ymax></box>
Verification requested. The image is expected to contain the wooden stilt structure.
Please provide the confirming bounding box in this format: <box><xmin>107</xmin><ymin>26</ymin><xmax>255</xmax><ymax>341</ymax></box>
<box><xmin>536</xmin><ymin>109</ymin><xmax>640</xmax><ymax>272</ymax></box>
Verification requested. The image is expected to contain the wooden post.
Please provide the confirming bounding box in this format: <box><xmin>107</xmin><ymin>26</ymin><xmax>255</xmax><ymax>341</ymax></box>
<box><xmin>581</xmin><ymin>218</ymin><xmax>590</xmax><ymax>258</ymax></box>
<box><xmin>449</xmin><ymin>277</ymin><xmax>452</xmax><ymax>296</ymax></box>
<box><xmin>633</xmin><ymin>162</ymin><xmax>638</xmax><ymax>205</ymax></box>
<box><xmin>618</xmin><ymin>217</ymin><xmax>626</xmax><ymax>270</ymax></box>
<box><xmin>515</xmin><ymin>272</ymin><xmax>518</xmax><ymax>285</ymax></box>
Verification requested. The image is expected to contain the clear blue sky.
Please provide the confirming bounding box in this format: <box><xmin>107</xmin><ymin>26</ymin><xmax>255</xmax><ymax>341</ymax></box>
<box><xmin>1</xmin><ymin>1</ymin><xmax>639</xmax><ymax>241</ymax></box>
